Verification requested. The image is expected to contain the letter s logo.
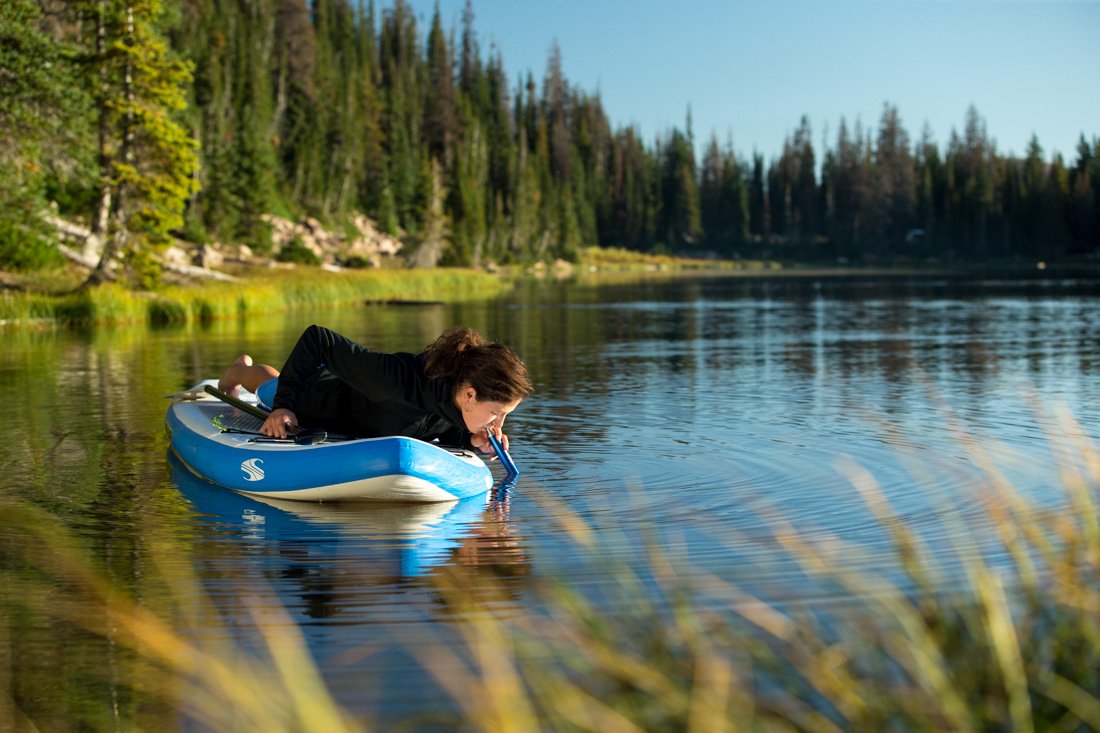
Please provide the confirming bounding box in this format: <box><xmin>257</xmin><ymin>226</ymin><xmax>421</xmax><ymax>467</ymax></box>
<box><xmin>241</xmin><ymin>458</ymin><xmax>265</xmax><ymax>482</ymax></box>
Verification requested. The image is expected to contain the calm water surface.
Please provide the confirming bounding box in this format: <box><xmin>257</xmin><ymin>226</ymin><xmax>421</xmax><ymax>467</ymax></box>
<box><xmin>2</xmin><ymin>274</ymin><xmax>1099</xmax><ymax>728</ymax></box>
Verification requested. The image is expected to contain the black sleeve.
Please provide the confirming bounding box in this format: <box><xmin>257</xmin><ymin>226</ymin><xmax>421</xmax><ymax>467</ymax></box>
<box><xmin>272</xmin><ymin>325</ymin><xmax>417</xmax><ymax>413</ymax></box>
<box><xmin>445</xmin><ymin>410</ymin><xmax>475</xmax><ymax>450</ymax></box>
<box><xmin>435</xmin><ymin>423</ymin><xmax>473</xmax><ymax>449</ymax></box>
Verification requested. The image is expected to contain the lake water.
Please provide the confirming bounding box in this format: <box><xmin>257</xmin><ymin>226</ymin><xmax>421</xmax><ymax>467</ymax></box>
<box><xmin>2</xmin><ymin>272</ymin><xmax>1099</xmax><ymax>729</ymax></box>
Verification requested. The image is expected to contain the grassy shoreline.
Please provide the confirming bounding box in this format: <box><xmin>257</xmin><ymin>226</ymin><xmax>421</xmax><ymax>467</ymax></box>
<box><xmin>0</xmin><ymin>267</ymin><xmax>511</xmax><ymax>327</ymax></box>
<box><xmin>0</xmin><ymin>251</ymin><xmax>767</xmax><ymax>328</ymax></box>
<box><xmin>1</xmin><ymin>250</ymin><xmax>1095</xmax><ymax>327</ymax></box>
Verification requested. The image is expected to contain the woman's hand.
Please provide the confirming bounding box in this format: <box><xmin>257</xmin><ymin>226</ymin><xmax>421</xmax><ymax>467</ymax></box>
<box><xmin>261</xmin><ymin>408</ymin><xmax>299</xmax><ymax>438</ymax></box>
<box><xmin>471</xmin><ymin>424</ymin><xmax>509</xmax><ymax>457</ymax></box>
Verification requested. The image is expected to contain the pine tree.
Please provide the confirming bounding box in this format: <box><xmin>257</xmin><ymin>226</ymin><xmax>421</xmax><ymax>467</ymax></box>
<box><xmin>543</xmin><ymin>41</ymin><xmax>571</xmax><ymax>182</ymax></box>
<box><xmin>0</xmin><ymin>0</ymin><xmax>92</xmax><ymax>269</ymax></box>
<box><xmin>482</xmin><ymin>51</ymin><xmax>515</xmax><ymax>260</ymax></box>
<box><xmin>715</xmin><ymin>139</ymin><xmax>749</xmax><ymax>254</ymax></box>
<box><xmin>657</xmin><ymin>127</ymin><xmax>699</xmax><ymax>252</ymax></box>
<box><xmin>407</xmin><ymin>157</ymin><xmax>449</xmax><ymax>266</ymax></box>
<box><xmin>423</xmin><ymin>4</ymin><xmax>456</xmax><ymax>166</ymax></box>
<box><xmin>379</xmin><ymin>0</ymin><xmax>426</xmax><ymax>232</ymax></box>
<box><xmin>1015</xmin><ymin>135</ymin><xmax>1046</xmax><ymax>257</ymax></box>
<box><xmin>458</xmin><ymin>0</ymin><xmax>479</xmax><ymax>100</ymax></box>
<box><xmin>828</xmin><ymin>117</ymin><xmax>872</xmax><ymax>257</ymax></box>
<box><xmin>353</xmin><ymin>0</ymin><xmax>386</xmax><ymax>219</ymax></box>
<box><xmin>699</xmin><ymin>135</ymin><xmax>725</xmax><ymax>250</ymax></box>
<box><xmin>447</xmin><ymin>114</ymin><xmax>487</xmax><ymax>265</ymax></box>
<box><xmin>791</xmin><ymin>116</ymin><xmax>818</xmax><ymax>245</ymax></box>
<box><xmin>273</xmin><ymin>0</ymin><xmax>318</xmax><ymax>222</ymax></box>
<box><xmin>946</xmin><ymin>106</ymin><xmax>995</xmax><ymax>258</ymax></box>
<box><xmin>605</xmin><ymin>127</ymin><xmax>648</xmax><ymax>249</ymax></box>
<box><xmin>77</xmin><ymin>0</ymin><xmax>199</xmax><ymax>286</ymax></box>
<box><xmin>1041</xmin><ymin>153</ymin><xmax>1069</xmax><ymax>261</ymax></box>
<box><xmin>872</xmin><ymin>104</ymin><xmax>915</xmax><ymax>248</ymax></box>
<box><xmin>1067</xmin><ymin>135</ymin><xmax>1098</xmax><ymax>254</ymax></box>
<box><xmin>748</xmin><ymin>152</ymin><xmax>766</xmax><ymax>245</ymax></box>
<box><xmin>914</xmin><ymin>123</ymin><xmax>945</xmax><ymax>256</ymax></box>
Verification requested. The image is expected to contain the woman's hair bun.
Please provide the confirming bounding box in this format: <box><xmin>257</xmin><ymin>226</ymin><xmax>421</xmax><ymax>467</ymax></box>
<box><xmin>424</xmin><ymin>327</ymin><xmax>533</xmax><ymax>402</ymax></box>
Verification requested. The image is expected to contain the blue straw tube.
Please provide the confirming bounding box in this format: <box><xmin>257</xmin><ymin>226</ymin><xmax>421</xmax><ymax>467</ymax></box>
<box><xmin>485</xmin><ymin>430</ymin><xmax>519</xmax><ymax>481</ymax></box>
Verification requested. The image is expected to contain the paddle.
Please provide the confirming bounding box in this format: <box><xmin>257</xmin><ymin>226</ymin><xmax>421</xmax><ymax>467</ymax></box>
<box><xmin>485</xmin><ymin>428</ymin><xmax>519</xmax><ymax>481</ymax></box>
<box><xmin>204</xmin><ymin>384</ymin><xmax>271</xmax><ymax>420</ymax></box>
<box><xmin>202</xmin><ymin>384</ymin><xmax>328</xmax><ymax>445</ymax></box>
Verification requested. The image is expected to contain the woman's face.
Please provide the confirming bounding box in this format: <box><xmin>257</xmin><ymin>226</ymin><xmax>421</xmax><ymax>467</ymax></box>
<box><xmin>457</xmin><ymin>385</ymin><xmax>521</xmax><ymax>434</ymax></box>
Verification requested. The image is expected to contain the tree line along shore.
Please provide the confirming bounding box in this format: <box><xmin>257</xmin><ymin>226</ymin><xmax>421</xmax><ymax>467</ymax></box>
<box><xmin>1</xmin><ymin>0</ymin><xmax>1097</xmax><ymax>293</ymax></box>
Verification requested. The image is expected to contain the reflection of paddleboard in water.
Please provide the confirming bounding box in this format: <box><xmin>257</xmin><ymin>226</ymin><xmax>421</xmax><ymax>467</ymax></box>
<box><xmin>166</xmin><ymin>380</ymin><xmax>494</xmax><ymax>502</ymax></box>
<box><xmin>169</xmin><ymin>454</ymin><xmax>490</xmax><ymax>578</ymax></box>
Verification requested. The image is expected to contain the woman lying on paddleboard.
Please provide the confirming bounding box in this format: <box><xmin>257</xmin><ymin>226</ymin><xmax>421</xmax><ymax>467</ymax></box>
<box><xmin>217</xmin><ymin>325</ymin><xmax>532</xmax><ymax>456</ymax></box>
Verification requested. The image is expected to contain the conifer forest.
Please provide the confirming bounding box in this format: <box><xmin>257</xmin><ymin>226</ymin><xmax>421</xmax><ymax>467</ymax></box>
<box><xmin>2</xmin><ymin>0</ymin><xmax>1098</xmax><ymax>275</ymax></box>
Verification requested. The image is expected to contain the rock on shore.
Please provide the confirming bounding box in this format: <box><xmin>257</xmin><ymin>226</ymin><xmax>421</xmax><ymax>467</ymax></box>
<box><xmin>259</xmin><ymin>213</ymin><xmax>403</xmax><ymax>268</ymax></box>
<box><xmin>50</xmin><ymin>212</ymin><xmax>405</xmax><ymax>281</ymax></box>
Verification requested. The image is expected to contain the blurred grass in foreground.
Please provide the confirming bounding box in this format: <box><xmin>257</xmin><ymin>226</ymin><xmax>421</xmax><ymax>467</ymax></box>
<box><xmin>2</xmin><ymin>407</ymin><xmax>1099</xmax><ymax>731</ymax></box>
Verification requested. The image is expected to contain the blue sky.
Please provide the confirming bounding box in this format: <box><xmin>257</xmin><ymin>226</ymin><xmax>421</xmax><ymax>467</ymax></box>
<box><xmin>402</xmin><ymin>0</ymin><xmax>1099</xmax><ymax>162</ymax></box>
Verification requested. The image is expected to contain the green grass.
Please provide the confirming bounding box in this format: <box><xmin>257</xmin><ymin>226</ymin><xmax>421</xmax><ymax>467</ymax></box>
<box><xmin>0</xmin><ymin>267</ymin><xmax>510</xmax><ymax>327</ymax></box>
<box><xmin>0</xmin><ymin>246</ymin><xmax>789</xmax><ymax>326</ymax></box>
<box><xmin>578</xmin><ymin>246</ymin><xmax>781</xmax><ymax>272</ymax></box>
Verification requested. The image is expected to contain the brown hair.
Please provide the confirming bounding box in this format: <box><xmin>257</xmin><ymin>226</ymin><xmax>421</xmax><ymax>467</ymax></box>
<box><xmin>423</xmin><ymin>327</ymin><xmax>533</xmax><ymax>403</ymax></box>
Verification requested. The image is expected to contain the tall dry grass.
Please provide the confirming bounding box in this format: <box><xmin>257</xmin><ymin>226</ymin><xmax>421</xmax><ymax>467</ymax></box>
<box><xmin>2</xmin><ymin>407</ymin><xmax>1098</xmax><ymax>731</ymax></box>
<box><xmin>0</xmin><ymin>500</ymin><xmax>361</xmax><ymax>733</ymax></box>
<box><xmin>422</xmin><ymin>406</ymin><xmax>1100</xmax><ymax>732</ymax></box>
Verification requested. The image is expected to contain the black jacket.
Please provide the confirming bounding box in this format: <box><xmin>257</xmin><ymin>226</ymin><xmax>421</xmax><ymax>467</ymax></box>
<box><xmin>272</xmin><ymin>325</ymin><xmax>470</xmax><ymax>446</ymax></box>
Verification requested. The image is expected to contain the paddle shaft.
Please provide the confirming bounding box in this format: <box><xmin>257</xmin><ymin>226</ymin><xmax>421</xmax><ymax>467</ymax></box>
<box><xmin>203</xmin><ymin>384</ymin><xmax>271</xmax><ymax>420</ymax></box>
<box><xmin>203</xmin><ymin>384</ymin><xmax>335</xmax><ymax>444</ymax></box>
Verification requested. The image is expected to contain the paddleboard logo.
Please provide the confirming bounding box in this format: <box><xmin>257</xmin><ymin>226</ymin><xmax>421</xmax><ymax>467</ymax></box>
<box><xmin>240</xmin><ymin>458</ymin><xmax>265</xmax><ymax>482</ymax></box>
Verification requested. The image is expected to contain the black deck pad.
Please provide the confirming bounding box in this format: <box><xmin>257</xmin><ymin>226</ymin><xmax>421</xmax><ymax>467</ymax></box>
<box><xmin>198</xmin><ymin>403</ymin><xmax>266</xmax><ymax>432</ymax></box>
